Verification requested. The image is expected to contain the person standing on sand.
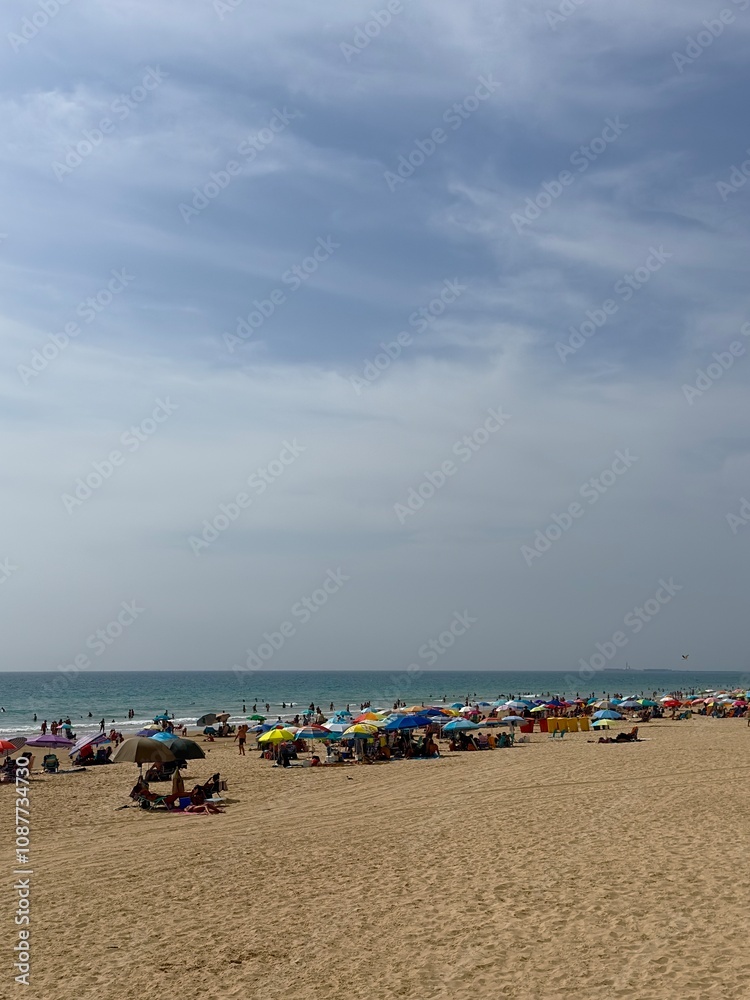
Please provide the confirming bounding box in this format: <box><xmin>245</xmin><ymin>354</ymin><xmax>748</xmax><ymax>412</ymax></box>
<box><xmin>234</xmin><ymin>724</ymin><xmax>249</xmax><ymax>755</ymax></box>
<box><xmin>99</xmin><ymin>718</ymin><xmax>105</xmax><ymax>733</ymax></box>
<box><xmin>41</xmin><ymin>720</ymin><xmax>47</xmax><ymax>734</ymax></box>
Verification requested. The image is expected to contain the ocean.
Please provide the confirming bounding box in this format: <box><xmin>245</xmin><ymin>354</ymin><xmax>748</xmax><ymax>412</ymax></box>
<box><xmin>1</xmin><ymin>668</ymin><xmax>747</xmax><ymax>739</ymax></box>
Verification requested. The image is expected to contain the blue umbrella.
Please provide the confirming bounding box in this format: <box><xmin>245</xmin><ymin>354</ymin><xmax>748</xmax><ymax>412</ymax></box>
<box><xmin>442</xmin><ymin>718</ymin><xmax>480</xmax><ymax>731</ymax></box>
<box><xmin>153</xmin><ymin>714</ymin><xmax>170</xmax><ymax>722</ymax></box>
<box><xmin>592</xmin><ymin>709</ymin><xmax>624</xmax><ymax>720</ymax></box>
<box><xmin>450</xmin><ymin>702</ymin><xmax>465</xmax><ymax>709</ymax></box>
<box><xmin>383</xmin><ymin>715</ymin><xmax>433</xmax><ymax>730</ymax></box>
<box><xmin>150</xmin><ymin>731</ymin><xmax>175</xmax><ymax>742</ymax></box>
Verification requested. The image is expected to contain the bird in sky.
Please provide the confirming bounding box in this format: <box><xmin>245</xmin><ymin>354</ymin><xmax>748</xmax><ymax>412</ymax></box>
<box><xmin>682</xmin><ymin>654</ymin><xmax>689</xmax><ymax>659</ymax></box>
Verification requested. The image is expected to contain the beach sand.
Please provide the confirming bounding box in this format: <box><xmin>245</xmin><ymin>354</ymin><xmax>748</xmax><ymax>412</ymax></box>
<box><xmin>2</xmin><ymin>717</ymin><xmax>749</xmax><ymax>999</ymax></box>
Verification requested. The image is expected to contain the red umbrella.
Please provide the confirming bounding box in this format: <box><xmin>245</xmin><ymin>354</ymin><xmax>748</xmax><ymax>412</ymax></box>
<box><xmin>0</xmin><ymin>738</ymin><xmax>25</xmax><ymax>753</ymax></box>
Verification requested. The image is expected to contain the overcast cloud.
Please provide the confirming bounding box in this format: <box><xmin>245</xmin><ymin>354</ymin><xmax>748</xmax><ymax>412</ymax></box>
<box><xmin>2</xmin><ymin>0</ymin><xmax>749</xmax><ymax>672</ymax></box>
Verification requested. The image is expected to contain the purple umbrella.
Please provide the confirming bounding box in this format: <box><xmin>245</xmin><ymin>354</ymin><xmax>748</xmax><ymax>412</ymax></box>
<box><xmin>25</xmin><ymin>733</ymin><xmax>75</xmax><ymax>749</ymax></box>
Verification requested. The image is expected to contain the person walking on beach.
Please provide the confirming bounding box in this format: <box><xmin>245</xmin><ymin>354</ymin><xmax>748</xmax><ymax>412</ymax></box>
<box><xmin>99</xmin><ymin>718</ymin><xmax>105</xmax><ymax>733</ymax></box>
<box><xmin>41</xmin><ymin>720</ymin><xmax>47</xmax><ymax>734</ymax></box>
<box><xmin>234</xmin><ymin>724</ymin><xmax>249</xmax><ymax>755</ymax></box>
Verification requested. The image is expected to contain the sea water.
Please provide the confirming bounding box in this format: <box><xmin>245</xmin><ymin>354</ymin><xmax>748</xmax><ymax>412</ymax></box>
<box><xmin>0</xmin><ymin>669</ymin><xmax>746</xmax><ymax>738</ymax></box>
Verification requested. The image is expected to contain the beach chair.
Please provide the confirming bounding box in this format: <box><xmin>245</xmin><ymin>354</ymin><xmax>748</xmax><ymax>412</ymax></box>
<box><xmin>549</xmin><ymin>729</ymin><xmax>565</xmax><ymax>739</ymax></box>
<box><xmin>42</xmin><ymin>754</ymin><xmax>59</xmax><ymax>773</ymax></box>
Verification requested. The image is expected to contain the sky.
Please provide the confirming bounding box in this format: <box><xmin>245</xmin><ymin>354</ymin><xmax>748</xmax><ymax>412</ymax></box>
<box><xmin>1</xmin><ymin>0</ymin><xmax>749</xmax><ymax>676</ymax></box>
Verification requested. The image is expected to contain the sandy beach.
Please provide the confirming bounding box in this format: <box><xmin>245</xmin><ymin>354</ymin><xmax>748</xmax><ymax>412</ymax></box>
<box><xmin>3</xmin><ymin>716</ymin><xmax>749</xmax><ymax>1000</ymax></box>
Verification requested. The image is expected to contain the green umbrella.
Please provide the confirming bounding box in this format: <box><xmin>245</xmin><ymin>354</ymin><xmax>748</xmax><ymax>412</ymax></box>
<box><xmin>248</xmin><ymin>714</ymin><xmax>266</xmax><ymax>721</ymax></box>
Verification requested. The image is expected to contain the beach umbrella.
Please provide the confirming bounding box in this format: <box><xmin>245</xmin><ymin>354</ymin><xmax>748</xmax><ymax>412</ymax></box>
<box><xmin>504</xmin><ymin>700</ymin><xmax>528</xmax><ymax>710</ymax></box>
<box><xmin>450</xmin><ymin>702</ymin><xmax>465</xmax><ymax>709</ymax></box>
<box><xmin>258</xmin><ymin>728</ymin><xmax>295</xmax><ymax>743</ymax></box>
<box><xmin>592</xmin><ymin>710</ymin><xmax>624</xmax><ymax>720</ymax></box>
<box><xmin>353</xmin><ymin>712</ymin><xmax>386</xmax><ymax>722</ymax></box>
<box><xmin>157</xmin><ymin>737</ymin><xmax>205</xmax><ymax>760</ymax></box>
<box><xmin>593</xmin><ymin>700</ymin><xmax>617</xmax><ymax>710</ymax></box>
<box><xmin>25</xmin><ymin>733</ymin><xmax>75</xmax><ymax>749</ymax></box>
<box><xmin>342</xmin><ymin>724</ymin><xmax>377</xmax><ymax>738</ymax></box>
<box><xmin>662</xmin><ymin>699</ymin><xmax>680</xmax><ymax>708</ymax></box>
<box><xmin>383</xmin><ymin>715</ymin><xmax>432</xmax><ymax>730</ymax></box>
<box><xmin>150</xmin><ymin>731</ymin><xmax>176</xmax><ymax>742</ymax></box>
<box><xmin>248</xmin><ymin>714</ymin><xmax>266</xmax><ymax>721</ymax></box>
<box><xmin>294</xmin><ymin>726</ymin><xmax>334</xmax><ymax>740</ymax></box>
<box><xmin>592</xmin><ymin>719</ymin><xmax>613</xmax><ymax>729</ymax></box>
<box><xmin>619</xmin><ymin>700</ymin><xmax>641</xmax><ymax>709</ymax></box>
<box><xmin>442</xmin><ymin>718</ymin><xmax>480</xmax><ymax>731</ymax></box>
<box><xmin>1</xmin><ymin>737</ymin><xmax>27</xmax><ymax>752</ymax></box>
<box><xmin>112</xmin><ymin>738</ymin><xmax>176</xmax><ymax>775</ymax></box>
<box><xmin>0</xmin><ymin>738</ymin><xmax>25</xmax><ymax>753</ymax></box>
<box><xmin>500</xmin><ymin>715</ymin><xmax>527</xmax><ymax>725</ymax></box>
<box><xmin>196</xmin><ymin>713</ymin><xmax>218</xmax><ymax>726</ymax></box>
<box><xmin>68</xmin><ymin>732</ymin><xmax>107</xmax><ymax>757</ymax></box>
<box><xmin>153</xmin><ymin>714</ymin><xmax>170</xmax><ymax>722</ymax></box>
<box><xmin>639</xmin><ymin>699</ymin><xmax>658</xmax><ymax>707</ymax></box>
<box><xmin>323</xmin><ymin>722</ymin><xmax>350</xmax><ymax>734</ymax></box>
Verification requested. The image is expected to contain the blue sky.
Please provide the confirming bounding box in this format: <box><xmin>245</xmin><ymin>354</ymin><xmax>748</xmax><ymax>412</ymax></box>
<box><xmin>2</xmin><ymin>0</ymin><xmax>749</xmax><ymax>675</ymax></box>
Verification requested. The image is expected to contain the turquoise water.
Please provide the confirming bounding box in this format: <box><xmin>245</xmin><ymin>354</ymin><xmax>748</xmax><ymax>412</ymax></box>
<box><xmin>1</xmin><ymin>669</ymin><xmax>746</xmax><ymax>738</ymax></box>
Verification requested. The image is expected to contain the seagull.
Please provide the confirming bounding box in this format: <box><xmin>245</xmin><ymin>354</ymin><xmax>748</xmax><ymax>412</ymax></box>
<box><xmin>682</xmin><ymin>654</ymin><xmax>689</xmax><ymax>660</ymax></box>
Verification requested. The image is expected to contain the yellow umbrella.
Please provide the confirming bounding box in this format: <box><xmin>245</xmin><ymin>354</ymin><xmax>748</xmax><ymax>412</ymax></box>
<box><xmin>258</xmin><ymin>728</ymin><xmax>295</xmax><ymax>743</ymax></box>
<box><xmin>342</xmin><ymin>724</ymin><xmax>378</xmax><ymax>737</ymax></box>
